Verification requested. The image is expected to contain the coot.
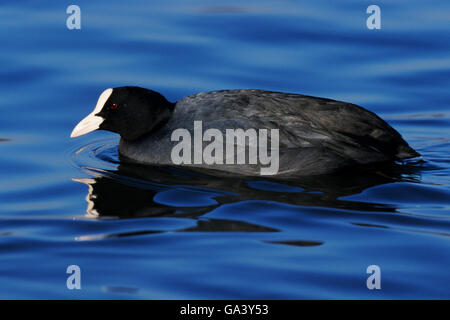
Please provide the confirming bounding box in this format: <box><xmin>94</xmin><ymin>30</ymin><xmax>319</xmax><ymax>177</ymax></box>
<box><xmin>71</xmin><ymin>86</ymin><xmax>419</xmax><ymax>176</ymax></box>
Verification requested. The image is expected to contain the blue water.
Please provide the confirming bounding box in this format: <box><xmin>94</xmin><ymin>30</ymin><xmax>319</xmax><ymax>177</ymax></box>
<box><xmin>0</xmin><ymin>0</ymin><xmax>449</xmax><ymax>299</ymax></box>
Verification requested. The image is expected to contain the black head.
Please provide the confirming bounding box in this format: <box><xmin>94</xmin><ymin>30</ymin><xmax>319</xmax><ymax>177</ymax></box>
<box><xmin>71</xmin><ymin>86</ymin><xmax>175</xmax><ymax>141</ymax></box>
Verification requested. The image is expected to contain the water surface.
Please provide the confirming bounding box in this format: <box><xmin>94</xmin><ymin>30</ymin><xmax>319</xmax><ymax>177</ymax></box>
<box><xmin>0</xmin><ymin>0</ymin><xmax>449</xmax><ymax>299</ymax></box>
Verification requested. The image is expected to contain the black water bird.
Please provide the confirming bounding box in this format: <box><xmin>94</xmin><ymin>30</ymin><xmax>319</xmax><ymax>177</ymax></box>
<box><xmin>71</xmin><ymin>86</ymin><xmax>419</xmax><ymax>176</ymax></box>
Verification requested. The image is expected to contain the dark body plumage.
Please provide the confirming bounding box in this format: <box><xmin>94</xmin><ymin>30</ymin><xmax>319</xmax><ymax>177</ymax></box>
<box><xmin>118</xmin><ymin>89</ymin><xmax>419</xmax><ymax>176</ymax></box>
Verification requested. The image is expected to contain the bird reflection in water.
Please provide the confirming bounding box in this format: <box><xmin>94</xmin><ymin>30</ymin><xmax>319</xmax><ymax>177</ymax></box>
<box><xmin>73</xmin><ymin>157</ymin><xmax>422</xmax><ymax>237</ymax></box>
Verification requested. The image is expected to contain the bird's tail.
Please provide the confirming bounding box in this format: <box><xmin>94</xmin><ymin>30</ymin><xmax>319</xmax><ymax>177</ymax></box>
<box><xmin>396</xmin><ymin>143</ymin><xmax>420</xmax><ymax>159</ymax></box>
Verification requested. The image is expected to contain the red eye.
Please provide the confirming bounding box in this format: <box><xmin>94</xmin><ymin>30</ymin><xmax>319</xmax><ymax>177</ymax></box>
<box><xmin>111</xmin><ymin>103</ymin><xmax>118</xmax><ymax>110</ymax></box>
